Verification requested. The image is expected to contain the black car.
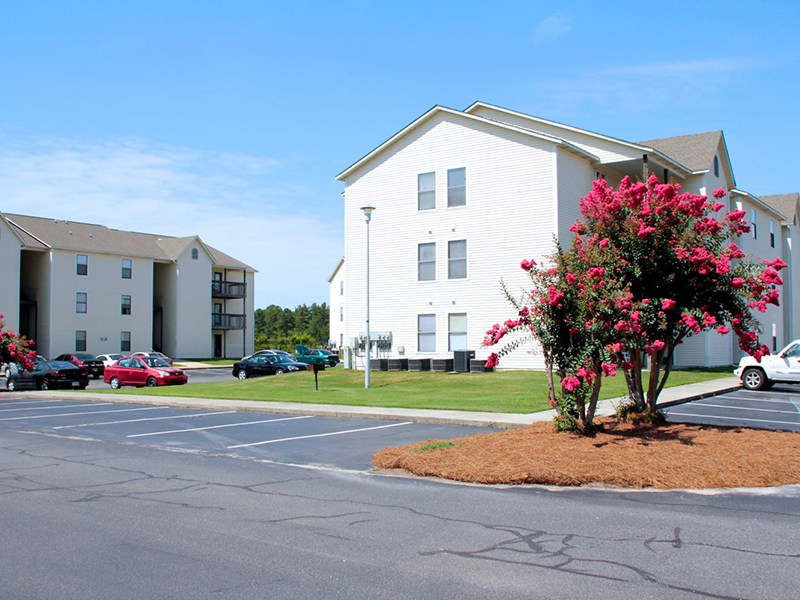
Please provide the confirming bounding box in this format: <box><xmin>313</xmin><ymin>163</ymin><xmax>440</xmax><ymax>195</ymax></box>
<box><xmin>232</xmin><ymin>354</ymin><xmax>309</xmax><ymax>379</ymax></box>
<box><xmin>5</xmin><ymin>360</ymin><xmax>90</xmax><ymax>391</ymax></box>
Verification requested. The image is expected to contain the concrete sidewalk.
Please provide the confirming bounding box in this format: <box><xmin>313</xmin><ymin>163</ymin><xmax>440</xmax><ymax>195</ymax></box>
<box><xmin>8</xmin><ymin>377</ymin><xmax>742</xmax><ymax>429</ymax></box>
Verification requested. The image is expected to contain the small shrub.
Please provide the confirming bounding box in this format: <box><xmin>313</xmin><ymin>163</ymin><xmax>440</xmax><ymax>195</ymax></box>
<box><xmin>413</xmin><ymin>441</ymin><xmax>459</xmax><ymax>453</ymax></box>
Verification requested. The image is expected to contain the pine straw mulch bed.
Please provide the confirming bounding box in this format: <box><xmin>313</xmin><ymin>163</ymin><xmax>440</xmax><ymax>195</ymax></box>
<box><xmin>373</xmin><ymin>416</ymin><xmax>800</xmax><ymax>489</ymax></box>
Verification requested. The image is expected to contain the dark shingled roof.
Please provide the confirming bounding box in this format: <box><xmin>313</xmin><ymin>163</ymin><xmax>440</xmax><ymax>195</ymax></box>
<box><xmin>5</xmin><ymin>213</ymin><xmax>254</xmax><ymax>270</ymax></box>
<box><xmin>637</xmin><ymin>131</ymin><xmax>723</xmax><ymax>172</ymax></box>
<box><xmin>760</xmin><ymin>193</ymin><xmax>800</xmax><ymax>223</ymax></box>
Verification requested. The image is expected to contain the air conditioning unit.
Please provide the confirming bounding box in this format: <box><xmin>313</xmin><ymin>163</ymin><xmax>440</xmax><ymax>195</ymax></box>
<box><xmin>454</xmin><ymin>350</ymin><xmax>475</xmax><ymax>372</ymax></box>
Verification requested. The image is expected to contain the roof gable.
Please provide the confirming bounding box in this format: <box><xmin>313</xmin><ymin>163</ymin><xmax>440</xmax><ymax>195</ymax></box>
<box><xmin>637</xmin><ymin>130</ymin><xmax>736</xmax><ymax>187</ymax></box>
<box><xmin>335</xmin><ymin>105</ymin><xmax>598</xmax><ymax>181</ymax></box>
<box><xmin>760</xmin><ymin>193</ymin><xmax>800</xmax><ymax>224</ymax></box>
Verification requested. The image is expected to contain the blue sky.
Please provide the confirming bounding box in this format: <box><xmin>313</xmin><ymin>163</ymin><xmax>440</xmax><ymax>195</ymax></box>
<box><xmin>1</xmin><ymin>1</ymin><xmax>797</xmax><ymax>308</ymax></box>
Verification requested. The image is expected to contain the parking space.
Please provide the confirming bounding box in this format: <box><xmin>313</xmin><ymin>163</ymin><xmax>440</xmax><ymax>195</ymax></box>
<box><xmin>664</xmin><ymin>384</ymin><xmax>800</xmax><ymax>432</ymax></box>
<box><xmin>3</xmin><ymin>367</ymin><xmax>238</xmax><ymax>391</ymax></box>
<box><xmin>0</xmin><ymin>397</ymin><xmax>493</xmax><ymax>470</ymax></box>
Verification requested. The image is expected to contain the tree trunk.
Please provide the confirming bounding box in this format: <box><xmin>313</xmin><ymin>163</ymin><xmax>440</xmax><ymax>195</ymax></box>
<box><xmin>584</xmin><ymin>361</ymin><xmax>604</xmax><ymax>428</ymax></box>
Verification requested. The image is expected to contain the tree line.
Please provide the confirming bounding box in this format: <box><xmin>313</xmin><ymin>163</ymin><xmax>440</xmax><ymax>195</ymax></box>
<box><xmin>253</xmin><ymin>303</ymin><xmax>330</xmax><ymax>351</ymax></box>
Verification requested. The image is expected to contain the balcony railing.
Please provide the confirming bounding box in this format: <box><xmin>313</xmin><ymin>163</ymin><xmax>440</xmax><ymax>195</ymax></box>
<box><xmin>212</xmin><ymin>313</ymin><xmax>246</xmax><ymax>330</ymax></box>
<box><xmin>212</xmin><ymin>280</ymin><xmax>246</xmax><ymax>299</ymax></box>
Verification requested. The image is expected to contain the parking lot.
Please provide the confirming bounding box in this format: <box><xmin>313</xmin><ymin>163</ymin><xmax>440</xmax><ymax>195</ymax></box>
<box><xmin>665</xmin><ymin>384</ymin><xmax>800</xmax><ymax>432</ymax></box>
<box><xmin>0</xmin><ymin>396</ymin><xmax>493</xmax><ymax>470</ymax></box>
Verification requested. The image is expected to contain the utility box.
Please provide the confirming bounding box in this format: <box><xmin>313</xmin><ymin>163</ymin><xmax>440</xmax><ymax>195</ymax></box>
<box><xmin>454</xmin><ymin>350</ymin><xmax>475</xmax><ymax>372</ymax></box>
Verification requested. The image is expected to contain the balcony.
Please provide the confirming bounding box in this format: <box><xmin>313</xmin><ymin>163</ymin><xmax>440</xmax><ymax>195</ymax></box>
<box><xmin>212</xmin><ymin>313</ymin><xmax>246</xmax><ymax>330</ymax></box>
<box><xmin>211</xmin><ymin>280</ymin><xmax>246</xmax><ymax>299</ymax></box>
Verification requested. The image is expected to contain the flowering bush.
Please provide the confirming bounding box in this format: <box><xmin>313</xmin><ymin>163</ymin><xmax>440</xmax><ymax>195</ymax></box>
<box><xmin>0</xmin><ymin>314</ymin><xmax>37</xmax><ymax>371</ymax></box>
<box><xmin>485</xmin><ymin>175</ymin><xmax>782</xmax><ymax>428</ymax></box>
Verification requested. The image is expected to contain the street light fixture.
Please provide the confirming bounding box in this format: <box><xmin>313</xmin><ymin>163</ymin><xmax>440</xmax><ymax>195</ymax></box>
<box><xmin>360</xmin><ymin>205</ymin><xmax>375</xmax><ymax>389</ymax></box>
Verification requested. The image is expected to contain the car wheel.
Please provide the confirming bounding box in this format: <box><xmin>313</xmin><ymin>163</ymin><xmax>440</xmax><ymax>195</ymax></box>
<box><xmin>110</xmin><ymin>377</ymin><xmax>121</xmax><ymax>390</ymax></box>
<box><xmin>742</xmin><ymin>367</ymin><xmax>768</xmax><ymax>391</ymax></box>
<box><xmin>237</xmin><ymin>370</ymin><xmax>247</xmax><ymax>380</ymax></box>
<box><xmin>6</xmin><ymin>379</ymin><xmax>16</xmax><ymax>391</ymax></box>
<box><xmin>41</xmin><ymin>381</ymin><xmax>50</xmax><ymax>391</ymax></box>
<box><xmin>3</xmin><ymin>367</ymin><xmax>9</xmax><ymax>378</ymax></box>
<box><xmin>274</xmin><ymin>368</ymin><xmax>285</xmax><ymax>375</ymax></box>
<box><xmin>146</xmin><ymin>377</ymin><xmax>157</xmax><ymax>387</ymax></box>
<box><xmin>78</xmin><ymin>385</ymin><xmax>87</xmax><ymax>390</ymax></box>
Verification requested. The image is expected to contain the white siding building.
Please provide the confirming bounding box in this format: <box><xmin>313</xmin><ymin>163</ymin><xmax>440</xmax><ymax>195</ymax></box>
<box><xmin>0</xmin><ymin>212</ymin><xmax>256</xmax><ymax>360</ymax></box>
<box><xmin>331</xmin><ymin>102</ymin><xmax>798</xmax><ymax>369</ymax></box>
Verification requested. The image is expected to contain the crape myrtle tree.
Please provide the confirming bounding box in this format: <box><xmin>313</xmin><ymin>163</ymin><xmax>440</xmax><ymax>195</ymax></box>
<box><xmin>0</xmin><ymin>313</ymin><xmax>37</xmax><ymax>371</ymax></box>
<box><xmin>484</xmin><ymin>174</ymin><xmax>785</xmax><ymax>429</ymax></box>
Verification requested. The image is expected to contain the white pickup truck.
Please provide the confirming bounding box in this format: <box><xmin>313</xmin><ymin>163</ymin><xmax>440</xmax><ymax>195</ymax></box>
<box><xmin>735</xmin><ymin>340</ymin><xmax>800</xmax><ymax>390</ymax></box>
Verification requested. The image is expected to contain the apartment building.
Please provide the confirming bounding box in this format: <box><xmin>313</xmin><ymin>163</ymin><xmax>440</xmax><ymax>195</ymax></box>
<box><xmin>331</xmin><ymin>102</ymin><xmax>800</xmax><ymax>369</ymax></box>
<box><xmin>0</xmin><ymin>213</ymin><xmax>255</xmax><ymax>360</ymax></box>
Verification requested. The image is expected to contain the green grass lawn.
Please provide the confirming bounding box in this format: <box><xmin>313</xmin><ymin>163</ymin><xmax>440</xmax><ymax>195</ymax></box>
<box><xmin>102</xmin><ymin>367</ymin><xmax>734</xmax><ymax>414</ymax></box>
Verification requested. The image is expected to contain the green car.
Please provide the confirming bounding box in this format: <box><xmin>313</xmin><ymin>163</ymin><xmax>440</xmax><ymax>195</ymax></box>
<box><xmin>294</xmin><ymin>345</ymin><xmax>340</xmax><ymax>367</ymax></box>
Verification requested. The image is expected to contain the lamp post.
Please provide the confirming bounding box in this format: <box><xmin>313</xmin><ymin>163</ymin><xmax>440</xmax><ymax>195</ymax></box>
<box><xmin>360</xmin><ymin>206</ymin><xmax>375</xmax><ymax>388</ymax></box>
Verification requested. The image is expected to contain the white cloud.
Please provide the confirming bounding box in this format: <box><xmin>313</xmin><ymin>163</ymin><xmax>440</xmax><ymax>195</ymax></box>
<box><xmin>0</xmin><ymin>135</ymin><xmax>341</xmax><ymax>309</ymax></box>
<box><xmin>530</xmin><ymin>12</ymin><xmax>572</xmax><ymax>45</ymax></box>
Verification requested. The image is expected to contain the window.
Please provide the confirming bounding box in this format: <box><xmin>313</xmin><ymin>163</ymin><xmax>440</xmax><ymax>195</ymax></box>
<box><xmin>448</xmin><ymin>313</ymin><xmax>467</xmax><ymax>351</ymax></box>
<box><xmin>751</xmin><ymin>209</ymin><xmax>757</xmax><ymax>239</ymax></box>
<box><xmin>772</xmin><ymin>324</ymin><xmax>777</xmax><ymax>353</ymax></box>
<box><xmin>121</xmin><ymin>295</ymin><xmax>131</xmax><ymax>315</ymax></box>
<box><xmin>122</xmin><ymin>258</ymin><xmax>132</xmax><ymax>279</ymax></box>
<box><xmin>714</xmin><ymin>155</ymin><xmax>719</xmax><ymax>178</ymax></box>
<box><xmin>76</xmin><ymin>292</ymin><xmax>87</xmax><ymax>313</ymax></box>
<box><xmin>76</xmin><ymin>254</ymin><xmax>88</xmax><ymax>276</ymax></box>
<box><xmin>121</xmin><ymin>331</ymin><xmax>131</xmax><ymax>352</ymax></box>
<box><xmin>418</xmin><ymin>314</ymin><xmax>436</xmax><ymax>352</ymax></box>
<box><xmin>76</xmin><ymin>330</ymin><xmax>87</xmax><ymax>352</ymax></box>
<box><xmin>418</xmin><ymin>242</ymin><xmax>436</xmax><ymax>281</ymax></box>
<box><xmin>418</xmin><ymin>172</ymin><xmax>435</xmax><ymax>210</ymax></box>
<box><xmin>770</xmin><ymin>220</ymin><xmax>775</xmax><ymax>248</ymax></box>
<box><xmin>448</xmin><ymin>240</ymin><xmax>467</xmax><ymax>279</ymax></box>
<box><xmin>340</xmin><ymin>281</ymin><xmax>344</xmax><ymax>296</ymax></box>
<box><xmin>340</xmin><ymin>306</ymin><xmax>343</xmax><ymax>322</ymax></box>
<box><xmin>191</xmin><ymin>248</ymin><xmax>199</xmax><ymax>260</ymax></box>
<box><xmin>447</xmin><ymin>167</ymin><xmax>466</xmax><ymax>207</ymax></box>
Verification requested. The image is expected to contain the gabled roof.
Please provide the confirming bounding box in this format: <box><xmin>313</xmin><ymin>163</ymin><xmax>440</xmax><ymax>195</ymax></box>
<box><xmin>729</xmin><ymin>189</ymin><xmax>787</xmax><ymax>221</ymax></box>
<box><xmin>638</xmin><ymin>131</ymin><xmax>726</xmax><ymax>173</ymax></box>
<box><xmin>335</xmin><ymin>105</ymin><xmax>599</xmax><ymax>181</ymax></box>
<box><xmin>0</xmin><ymin>210</ymin><xmax>32</xmax><ymax>246</ymax></box>
<box><xmin>5</xmin><ymin>213</ymin><xmax>255</xmax><ymax>271</ymax></box>
<box><xmin>327</xmin><ymin>257</ymin><xmax>345</xmax><ymax>283</ymax></box>
<box><xmin>760</xmin><ymin>193</ymin><xmax>800</xmax><ymax>225</ymax></box>
<box><xmin>464</xmin><ymin>101</ymin><xmax>694</xmax><ymax>176</ymax></box>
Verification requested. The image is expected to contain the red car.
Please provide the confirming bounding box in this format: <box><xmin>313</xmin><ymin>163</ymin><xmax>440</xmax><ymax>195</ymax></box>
<box><xmin>104</xmin><ymin>356</ymin><xmax>188</xmax><ymax>388</ymax></box>
<box><xmin>55</xmin><ymin>353</ymin><xmax>105</xmax><ymax>379</ymax></box>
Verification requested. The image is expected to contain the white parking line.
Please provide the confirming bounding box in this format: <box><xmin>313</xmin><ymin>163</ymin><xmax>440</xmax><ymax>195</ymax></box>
<box><xmin>52</xmin><ymin>410</ymin><xmax>239</xmax><ymax>430</ymax></box>
<box><xmin>668</xmin><ymin>412</ymin><xmax>800</xmax><ymax>427</ymax></box>
<box><xmin>227</xmin><ymin>421</ymin><xmax>414</xmax><ymax>449</ymax></box>
<box><xmin>126</xmin><ymin>415</ymin><xmax>314</xmax><ymax>438</ymax></box>
<box><xmin>0</xmin><ymin>402</ymin><xmax>109</xmax><ymax>413</ymax></box>
<box><xmin>0</xmin><ymin>399</ymin><xmax>75</xmax><ymax>408</ymax></box>
<box><xmin>722</xmin><ymin>395</ymin><xmax>798</xmax><ymax>405</ymax></box>
<box><xmin>0</xmin><ymin>406</ymin><xmax>166</xmax><ymax>422</ymax></box>
<box><xmin>691</xmin><ymin>402</ymin><xmax>799</xmax><ymax>414</ymax></box>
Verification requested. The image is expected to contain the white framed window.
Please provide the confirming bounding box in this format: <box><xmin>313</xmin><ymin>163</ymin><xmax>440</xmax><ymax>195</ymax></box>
<box><xmin>448</xmin><ymin>313</ymin><xmax>467</xmax><ymax>351</ymax></box>
<box><xmin>75</xmin><ymin>330</ymin><xmax>87</xmax><ymax>352</ymax></box>
<box><xmin>418</xmin><ymin>242</ymin><xmax>436</xmax><ymax>281</ymax></box>
<box><xmin>714</xmin><ymin>155</ymin><xmax>720</xmax><ymax>178</ymax></box>
<box><xmin>340</xmin><ymin>306</ymin><xmax>343</xmax><ymax>322</ymax></box>
<box><xmin>772</xmin><ymin>323</ymin><xmax>777</xmax><ymax>353</ymax></box>
<box><xmin>121</xmin><ymin>295</ymin><xmax>131</xmax><ymax>315</ymax></box>
<box><xmin>448</xmin><ymin>240</ymin><xmax>467</xmax><ymax>279</ymax></box>
<box><xmin>76</xmin><ymin>292</ymin><xmax>87</xmax><ymax>313</ymax></box>
<box><xmin>418</xmin><ymin>172</ymin><xmax>435</xmax><ymax>210</ymax></box>
<box><xmin>418</xmin><ymin>314</ymin><xmax>436</xmax><ymax>352</ymax></box>
<box><xmin>447</xmin><ymin>167</ymin><xmax>466</xmax><ymax>207</ymax></box>
<box><xmin>770</xmin><ymin>220</ymin><xmax>775</xmax><ymax>248</ymax></box>
<box><xmin>121</xmin><ymin>331</ymin><xmax>131</xmax><ymax>352</ymax></box>
<box><xmin>340</xmin><ymin>281</ymin><xmax>344</xmax><ymax>296</ymax></box>
<box><xmin>751</xmin><ymin>209</ymin><xmax>757</xmax><ymax>239</ymax></box>
<box><xmin>191</xmin><ymin>248</ymin><xmax>199</xmax><ymax>260</ymax></box>
<box><xmin>122</xmin><ymin>258</ymin><xmax>132</xmax><ymax>279</ymax></box>
<box><xmin>76</xmin><ymin>254</ymin><xmax>88</xmax><ymax>276</ymax></box>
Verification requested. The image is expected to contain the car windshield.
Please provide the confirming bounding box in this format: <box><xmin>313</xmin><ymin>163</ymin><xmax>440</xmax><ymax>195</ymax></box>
<box><xmin>75</xmin><ymin>354</ymin><xmax>96</xmax><ymax>361</ymax></box>
<box><xmin>142</xmin><ymin>357</ymin><xmax>170</xmax><ymax>368</ymax></box>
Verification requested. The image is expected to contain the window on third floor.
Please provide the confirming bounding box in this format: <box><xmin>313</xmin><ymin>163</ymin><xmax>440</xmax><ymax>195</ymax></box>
<box><xmin>418</xmin><ymin>172</ymin><xmax>435</xmax><ymax>210</ymax></box>
<box><xmin>122</xmin><ymin>258</ymin><xmax>132</xmax><ymax>279</ymax></box>
<box><xmin>77</xmin><ymin>254</ymin><xmax>88</xmax><ymax>276</ymax></box>
<box><xmin>447</xmin><ymin>167</ymin><xmax>466</xmax><ymax>207</ymax></box>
